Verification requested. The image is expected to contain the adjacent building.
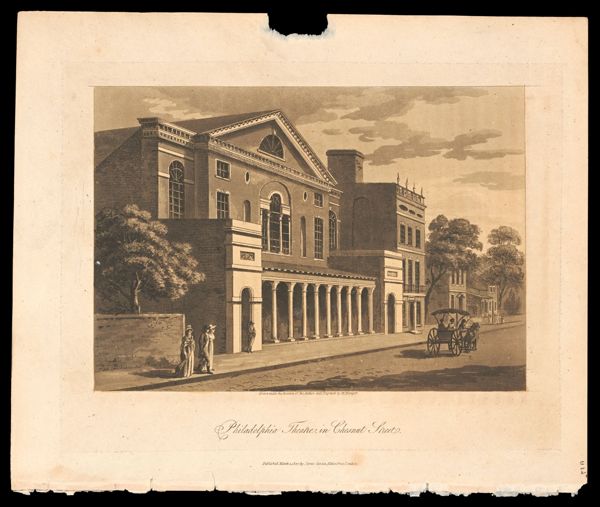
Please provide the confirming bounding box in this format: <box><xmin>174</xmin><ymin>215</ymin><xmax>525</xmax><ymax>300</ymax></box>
<box><xmin>95</xmin><ymin>109</ymin><xmax>426</xmax><ymax>354</ymax></box>
<box><xmin>427</xmin><ymin>268</ymin><xmax>498</xmax><ymax>322</ymax></box>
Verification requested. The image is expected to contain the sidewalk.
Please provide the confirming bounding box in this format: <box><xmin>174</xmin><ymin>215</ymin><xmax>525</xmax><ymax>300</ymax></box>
<box><xmin>96</xmin><ymin>330</ymin><xmax>430</xmax><ymax>391</ymax></box>
<box><xmin>95</xmin><ymin>318</ymin><xmax>525</xmax><ymax>391</ymax></box>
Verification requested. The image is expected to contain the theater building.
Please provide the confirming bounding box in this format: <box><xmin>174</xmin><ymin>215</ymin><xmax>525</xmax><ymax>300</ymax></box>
<box><xmin>95</xmin><ymin>110</ymin><xmax>425</xmax><ymax>354</ymax></box>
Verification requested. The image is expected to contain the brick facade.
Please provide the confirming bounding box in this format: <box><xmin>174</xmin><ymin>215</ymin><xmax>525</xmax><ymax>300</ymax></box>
<box><xmin>94</xmin><ymin>109</ymin><xmax>429</xmax><ymax>357</ymax></box>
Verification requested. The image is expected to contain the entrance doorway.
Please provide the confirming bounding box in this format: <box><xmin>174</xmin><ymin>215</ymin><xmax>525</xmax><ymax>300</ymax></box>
<box><xmin>387</xmin><ymin>293</ymin><xmax>396</xmax><ymax>333</ymax></box>
<box><xmin>241</xmin><ymin>288</ymin><xmax>252</xmax><ymax>351</ymax></box>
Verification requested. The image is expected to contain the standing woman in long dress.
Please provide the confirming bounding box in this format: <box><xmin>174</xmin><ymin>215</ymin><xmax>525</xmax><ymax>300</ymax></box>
<box><xmin>175</xmin><ymin>325</ymin><xmax>195</xmax><ymax>378</ymax></box>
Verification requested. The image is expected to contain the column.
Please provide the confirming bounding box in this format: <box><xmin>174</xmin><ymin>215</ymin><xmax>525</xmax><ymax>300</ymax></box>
<box><xmin>287</xmin><ymin>282</ymin><xmax>295</xmax><ymax>341</ymax></box>
<box><xmin>325</xmin><ymin>285</ymin><xmax>332</xmax><ymax>337</ymax></box>
<box><xmin>301</xmin><ymin>283</ymin><xmax>308</xmax><ymax>340</ymax></box>
<box><xmin>346</xmin><ymin>287</ymin><xmax>353</xmax><ymax>336</ymax></box>
<box><xmin>271</xmin><ymin>281</ymin><xmax>279</xmax><ymax>343</ymax></box>
<box><xmin>313</xmin><ymin>284</ymin><xmax>320</xmax><ymax>339</ymax></box>
<box><xmin>368</xmin><ymin>288</ymin><xmax>375</xmax><ymax>334</ymax></box>
<box><xmin>336</xmin><ymin>286</ymin><xmax>343</xmax><ymax>336</ymax></box>
<box><xmin>356</xmin><ymin>287</ymin><xmax>363</xmax><ymax>334</ymax></box>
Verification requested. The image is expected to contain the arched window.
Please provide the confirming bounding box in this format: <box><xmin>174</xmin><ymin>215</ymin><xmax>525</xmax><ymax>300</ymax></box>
<box><xmin>329</xmin><ymin>211</ymin><xmax>338</xmax><ymax>251</ymax></box>
<box><xmin>261</xmin><ymin>190</ymin><xmax>291</xmax><ymax>254</ymax></box>
<box><xmin>243</xmin><ymin>200</ymin><xmax>251</xmax><ymax>222</ymax></box>
<box><xmin>259</xmin><ymin>134</ymin><xmax>284</xmax><ymax>158</ymax></box>
<box><xmin>269</xmin><ymin>194</ymin><xmax>282</xmax><ymax>253</ymax></box>
<box><xmin>168</xmin><ymin>161</ymin><xmax>184</xmax><ymax>218</ymax></box>
<box><xmin>300</xmin><ymin>217</ymin><xmax>307</xmax><ymax>257</ymax></box>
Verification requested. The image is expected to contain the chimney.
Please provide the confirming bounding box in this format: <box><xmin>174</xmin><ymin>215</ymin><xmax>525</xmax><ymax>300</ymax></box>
<box><xmin>326</xmin><ymin>149</ymin><xmax>364</xmax><ymax>186</ymax></box>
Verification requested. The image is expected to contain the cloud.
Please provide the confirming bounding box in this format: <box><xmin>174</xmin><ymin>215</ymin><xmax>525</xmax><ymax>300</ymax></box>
<box><xmin>143</xmin><ymin>98</ymin><xmax>206</xmax><ymax>120</ymax></box>
<box><xmin>96</xmin><ymin>86</ymin><xmax>494</xmax><ymax>133</ymax></box>
<box><xmin>348</xmin><ymin>121</ymin><xmax>413</xmax><ymax>143</ymax></box>
<box><xmin>364</xmin><ymin>133</ymin><xmax>450</xmax><ymax>165</ymax></box>
<box><xmin>363</xmin><ymin>128</ymin><xmax>523</xmax><ymax>165</ymax></box>
<box><xmin>446</xmin><ymin>148</ymin><xmax>524</xmax><ymax>160</ymax></box>
<box><xmin>341</xmin><ymin>87</ymin><xmax>489</xmax><ymax>122</ymax></box>
<box><xmin>443</xmin><ymin>129</ymin><xmax>523</xmax><ymax>160</ymax></box>
<box><xmin>452</xmin><ymin>171</ymin><xmax>524</xmax><ymax>190</ymax></box>
<box><xmin>322</xmin><ymin>128</ymin><xmax>343</xmax><ymax>135</ymax></box>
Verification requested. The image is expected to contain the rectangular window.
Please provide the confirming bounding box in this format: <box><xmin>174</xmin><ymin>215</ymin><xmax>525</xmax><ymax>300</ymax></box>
<box><xmin>282</xmin><ymin>215</ymin><xmax>290</xmax><ymax>254</ymax></box>
<box><xmin>314</xmin><ymin>192</ymin><xmax>323</xmax><ymax>207</ymax></box>
<box><xmin>452</xmin><ymin>271</ymin><xmax>455</xmax><ymax>284</ymax></box>
<box><xmin>415</xmin><ymin>229</ymin><xmax>421</xmax><ymax>248</ymax></box>
<box><xmin>270</xmin><ymin>213</ymin><xmax>280</xmax><ymax>253</ymax></box>
<box><xmin>216</xmin><ymin>192</ymin><xmax>229</xmax><ymax>219</ymax></box>
<box><xmin>314</xmin><ymin>217</ymin><xmax>324</xmax><ymax>259</ymax></box>
<box><xmin>408</xmin><ymin>260</ymin><xmax>413</xmax><ymax>288</ymax></box>
<box><xmin>407</xmin><ymin>227</ymin><xmax>413</xmax><ymax>246</ymax></box>
<box><xmin>261</xmin><ymin>209</ymin><xmax>268</xmax><ymax>251</ymax></box>
<box><xmin>402</xmin><ymin>259</ymin><xmax>406</xmax><ymax>283</ymax></box>
<box><xmin>216</xmin><ymin>160</ymin><xmax>230</xmax><ymax>179</ymax></box>
<box><xmin>400</xmin><ymin>224</ymin><xmax>406</xmax><ymax>244</ymax></box>
<box><xmin>415</xmin><ymin>261</ymin><xmax>420</xmax><ymax>288</ymax></box>
<box><xmin>416</xmin><ymin>301</ymin><xmax>422</xmax><ymax>325</ymax></box>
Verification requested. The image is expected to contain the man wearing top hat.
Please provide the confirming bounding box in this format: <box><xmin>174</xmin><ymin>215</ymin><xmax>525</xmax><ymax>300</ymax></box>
<box><xmin>198</xmin><ymin>324</ymin><xmax>216</xmax><ymax>374</ymax></box>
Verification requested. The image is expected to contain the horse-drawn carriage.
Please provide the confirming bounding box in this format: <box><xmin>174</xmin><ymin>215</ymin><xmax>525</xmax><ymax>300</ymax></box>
<box><xmin>427</xmin><ymin>308</ymin><xmax>480</xmax><ymax>356</ymax></box>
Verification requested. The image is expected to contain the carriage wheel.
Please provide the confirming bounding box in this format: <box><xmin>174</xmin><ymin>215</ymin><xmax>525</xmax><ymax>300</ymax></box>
<box><xmin>427</xmin><ymin>328</ymin><xmax>439</xmax><ymax>356</ymax></box>
<box><xmin>449</xmin><ymin>331</ymin><xmax>462</xmax><ymax>356</ymax></box>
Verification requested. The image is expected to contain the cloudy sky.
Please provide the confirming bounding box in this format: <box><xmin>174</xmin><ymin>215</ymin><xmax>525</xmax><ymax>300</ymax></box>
<box><xmin>95</xmin><ymin>86</ymin><xmax>525</xmax><ymax>248</ymax></box>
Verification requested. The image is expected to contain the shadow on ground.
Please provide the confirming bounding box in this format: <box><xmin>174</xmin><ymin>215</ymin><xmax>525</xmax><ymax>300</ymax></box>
<box><xmin>135</xmin><ymin>368</ymin><xmax>177</xmax><ymax>379</ymax></box>
<box><xmin>395</xmin><ymin>349</ymin><xmax>432</xmax><ymax>360</ymax></box>
<box><xmin>251</xmin><ymin>364</ymin><xmax>526</xmax><ymax>391</ymax></box>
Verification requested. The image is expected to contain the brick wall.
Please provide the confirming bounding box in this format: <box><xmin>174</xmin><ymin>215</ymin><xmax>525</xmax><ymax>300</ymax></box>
<box><xmin>141</xmin><ymin>219</ymin><xmax>228</xmax><ymax>354</ymax></box>
<box><xmin>95</xmin><ymin>130</ymin><xmax>148</xmax><ymax>214</ymax></box>
<box><xmin>95</xmin><ymin>313</ymin><xmax>185</xmax><ymax>371</ymax></box>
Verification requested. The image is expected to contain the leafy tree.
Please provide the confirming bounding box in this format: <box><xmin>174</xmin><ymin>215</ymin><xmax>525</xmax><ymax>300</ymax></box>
<box><xmin>488</xmin><ymin>226</ymin><xmax>522</xmax><ymax>247</ymax></box>
<box><xmin>479</xmin><ymin>226</ymin><xmax>525</xmax><ymax>311</ymax></box>
<box><xmin>95</xmin><ymin>204</ymin><xmax>205</xmax><ymax>314</ymax></box>
<box><xmin>503</xmin><ymin>289</ymin><xmax>522</xmax><ymax>315</ymax></box>
<box><xmin>425</xmin><ymin>215</ymin><xmax>483</xmax><ymax>314</ymax></box>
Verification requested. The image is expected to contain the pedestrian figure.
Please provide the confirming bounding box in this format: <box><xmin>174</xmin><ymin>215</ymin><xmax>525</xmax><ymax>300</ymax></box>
<box><xmin>174</xmin><ymin>325</ymin><xmax>195</xmax><ymax>378</ymax></box>
<box><xmin>199</xmin><ymin>323</ymin><xmax>216</xmax><ymax>374</ymax></box>
<box><xmin>245</xmin><ymin>321</ymin><xmax>256</xmax><ymax>353</ymax></box>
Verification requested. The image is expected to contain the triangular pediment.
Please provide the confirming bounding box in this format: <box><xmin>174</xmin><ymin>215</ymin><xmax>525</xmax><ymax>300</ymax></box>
<box><xmin>200</xmin><ymin>111</ymin><xmax>337</xmax><ymax>185</ymax></box>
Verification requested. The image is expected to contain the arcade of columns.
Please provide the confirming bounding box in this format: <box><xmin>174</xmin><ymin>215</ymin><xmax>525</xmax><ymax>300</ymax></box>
<box><xmin>265</xmin><ymin>280</ymin><xmax>376</xmax><ymax>342</ymax></box>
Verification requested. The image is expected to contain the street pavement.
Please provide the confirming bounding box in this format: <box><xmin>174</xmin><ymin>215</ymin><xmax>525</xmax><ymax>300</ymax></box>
<box><xmin>153</xmin><ymin>321</ymin><xmax>526</xmax><ymax>392</ymax></box>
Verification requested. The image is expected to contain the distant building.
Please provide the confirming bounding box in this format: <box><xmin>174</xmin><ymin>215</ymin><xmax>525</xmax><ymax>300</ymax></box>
<box><xmin>95</xmin><ymin>110</ymin><xmax>426</xmax><ymax>353</ymax></box>
<box><xmin>428</xmin><ymin>269</ymin><xmax>498</xmax><ymax>322</ymax></box>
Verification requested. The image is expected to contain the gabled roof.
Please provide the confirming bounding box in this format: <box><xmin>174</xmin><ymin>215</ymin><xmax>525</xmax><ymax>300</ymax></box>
<box><xmin>174</xmin><ymin>109</ymin><xmax>337</xmax><ymax>185</ymax></box>
<box><xmin>95</xmin><ymin>109</ymin><xmax>337</xmax><ymax>185</ymax></box>
<box><xmin>94</xmin><ymin>127</ymin><xmax>138</xmax><ymax>167</ymax></box>
<box><xmin>172</xmin><ymin>110</ymin><xmax>278</xmax><ymax>134</ymax></box>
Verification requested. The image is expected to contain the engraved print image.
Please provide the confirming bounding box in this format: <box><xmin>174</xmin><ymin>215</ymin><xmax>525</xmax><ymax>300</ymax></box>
<box><xmin>94</xmin><ymin>87</ymin><xmax>525</xmax><ymax>392</ymax></box>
